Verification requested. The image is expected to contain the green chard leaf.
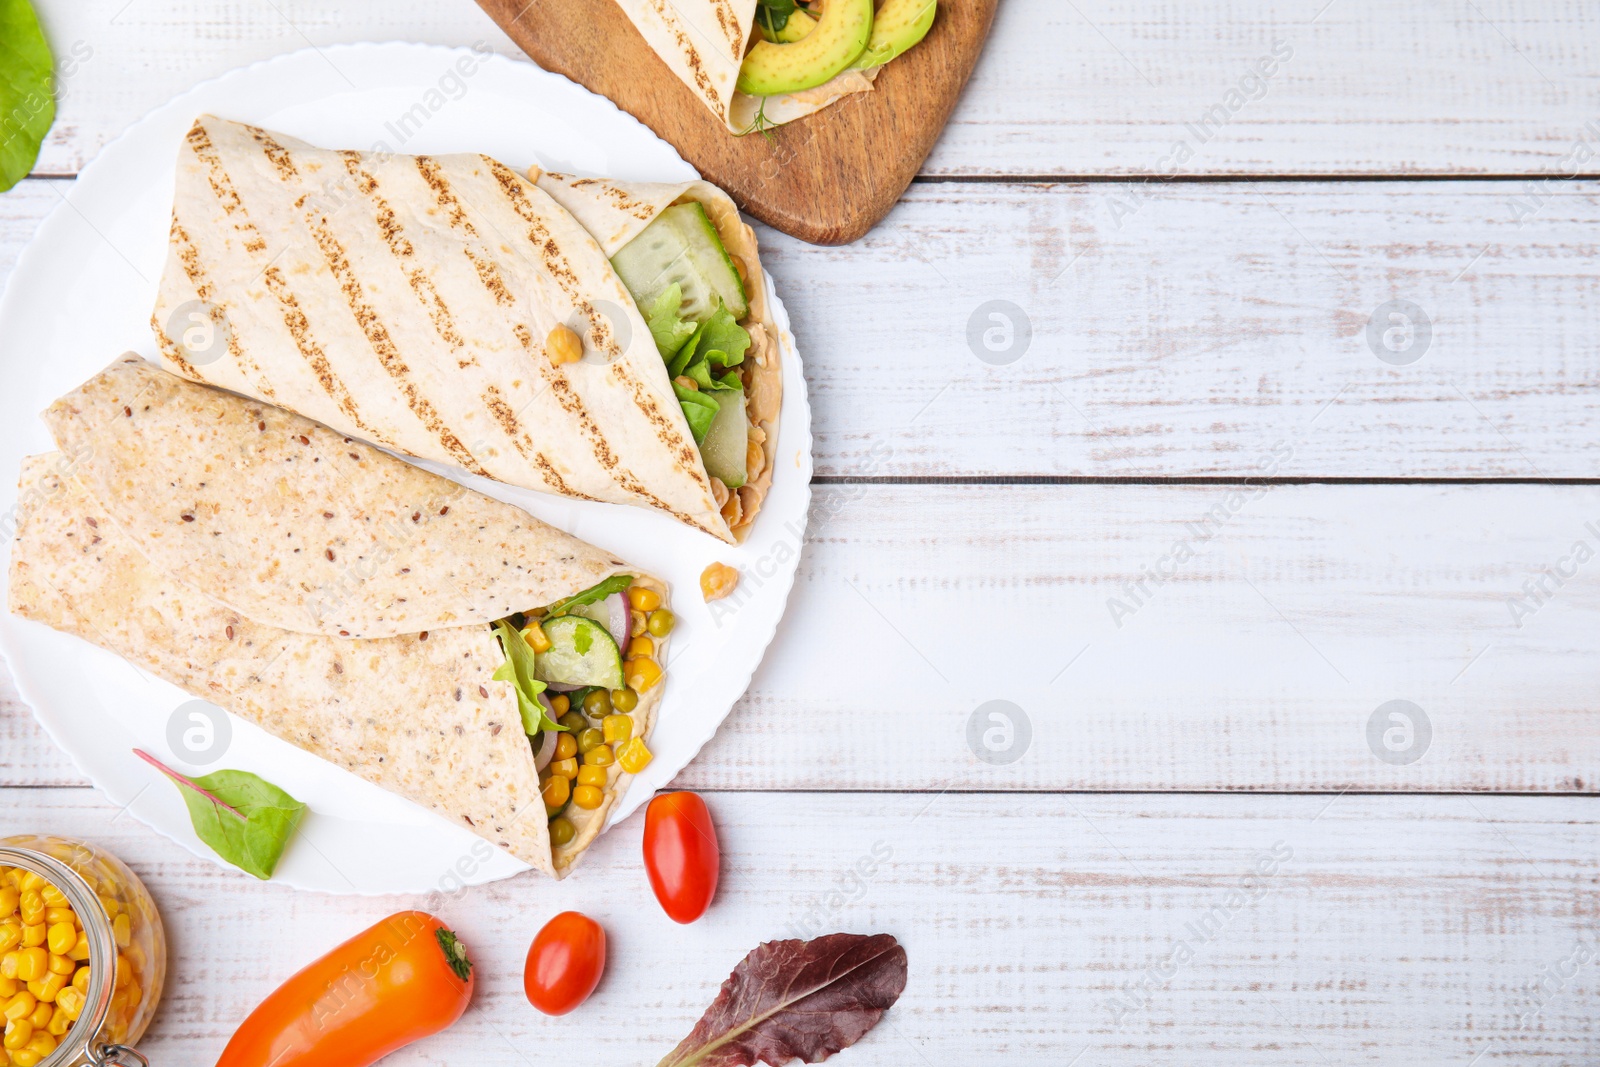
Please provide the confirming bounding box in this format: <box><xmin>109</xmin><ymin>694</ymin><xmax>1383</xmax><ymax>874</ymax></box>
<box><xmin>646</xmin><ymin>284</ymin><xmax>697</xmax><ymax>359</ymax></box>
<box><xmin>492</xmin><ymin>619</ymin><xmax>561</xmax><ymax>735</ymax></box>
<box><xmin>757</xmin><ymin>0</ymin><xmax>796</xmax><ymax>33</ymax></box>
<box><xmin>546</xmin><ymin>573</ymin><xmax>635</xmax><ymax>617</ymax></box>
<box><xmin>0</xmin><ymin>0</ymin><xmax>55</xmax><ymax>193</ymax></box>
<box><xmin>673</xmin><ymin>382</ymin><xmax>722</xmax><ymax>444</ymax></box>
<box><xmin>135</xmin><ymin>750</ymin><xmax>305</xmax><ymax>880</ymax></box>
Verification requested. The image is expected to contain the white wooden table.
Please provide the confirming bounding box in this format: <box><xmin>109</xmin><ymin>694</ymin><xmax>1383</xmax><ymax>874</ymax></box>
<box><xmin>5</xmin><ymin>1</ymin><xmax>1600</xmax><ymax>1063</ymax></box>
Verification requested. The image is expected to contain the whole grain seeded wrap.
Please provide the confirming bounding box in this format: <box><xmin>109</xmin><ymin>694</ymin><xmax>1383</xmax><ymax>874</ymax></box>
<box><xmin>8</xmin><ymin>357</ymin><xmax>670</xmax><ymax>876</ymax></box>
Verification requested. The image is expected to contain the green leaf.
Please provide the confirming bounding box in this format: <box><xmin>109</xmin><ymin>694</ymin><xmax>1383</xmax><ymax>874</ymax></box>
<box><xmin>492</xmin><ymin>620</ymin><xmax>560</xmax><ymax>735</ymax></box>
<box><xmin>673</xmin><ymin>382</ymin><xmax>721</xmax><ymax>443</ymax></box>
<box><xmin>757</xmin><ymin>0</ymin><xmax>796</xmax><ymax>33</ymax></box>
<box><xmin>0</xmin><ymin>0</ymin><xmax>55</xmax><ymax>193</ymax></box>
<box><xmin>136</xmin><ymin>750</ymin><xmax>305</xmax><ymax>880</ymax></box>
<box><xmin>645</xmin><ymin>284</ymin><xmax>697</xmax><ymax>359</ymax></box>
<box><xmin>546</xmin><ymin>573</ymin><xmax>635</xmax><ymax>618</ymax></box>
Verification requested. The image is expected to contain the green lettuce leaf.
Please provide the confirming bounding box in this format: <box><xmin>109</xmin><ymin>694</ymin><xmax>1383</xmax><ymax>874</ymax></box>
<box><xmin>674</xmin><ymin>382</ymin><xmax>722</xmax><ymax>443</ymax></box>
<box><xmin>646</xmin><ymin>283</ymin><xmax>697</xmax><ymax>358</ymax></box>
<box><xmin>492</xmin><ymin>620</ymin><xmax>560</xmax><ymax>735</ymax></box>
<box><xmin>0</xmin><ymin>0</ymin><xmax>55</xmax><ymax>192</ymax></box>
<box><xmin>546</xmin><ymin>573</ymin><xmax>635</xmax><ymax>618</ymax></box>
<box><xmin>136</xmin><ymin>750</ymin><xmax>305</xmax><ymax>880</ymax></box>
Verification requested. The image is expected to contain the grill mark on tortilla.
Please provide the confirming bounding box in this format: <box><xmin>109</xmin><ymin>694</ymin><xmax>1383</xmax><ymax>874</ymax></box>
<box><xmin>558</xmin><ymin>176</ymin><xmax>655</xmax><ymax>221</ymax></box>
<box><xmin>260</xmin><ymin>265</ymin><xmax>371</xmax><ymax>432</ymax></box>
<box><xmin>184</xmin><ymin>121</ymin><xmax>268</xmax><ymax>254</ymax></box>
<box><xmin>167</xmin><ymin>219</ymin><xmax>275</xmax><ymax>398</ymax></box>
<box><xmin>642</xmin><ymin>0</ymin><xmax>726</xmax><ymax>119</ymax></box>
<box><xmin>487</xmin><ymin>160</ymin><xmax>622</xmax><ymax>361</ymax></box>
<box><xmin>463</xmin><ymin>248</ymin><xmax>512</xmax><ymax>306</ymax></box>
<box><xmin>607</xmin><ymin>359</ymin><xmax>708</xmax><ymax>487</ymax></box>
<box><xmin>245</xmin><ymin>124</ymin><xmax>300</xmax><ymax>182</ymax></box>
<box><xmin>415</xmin><ymin>156</ymin><xmax>477</xmax><ymax>235</ymax></box>
<box><xmin>341</xmin><ymin>152</ymin><xmax>473</xmax><ymax>366</ymax></box>
<box><xmin>481</xmin><ymin>385</ymin><xmax>593</xmax><ymax>500</ymax></box>
<box><xmin>301</xmin><ymin>215</ymin><xmax>488</xmax><ymax>477</ymax></box>
<box><xmin>705</xmin><ymin>0</ymin><xmax>744</xmax><ymax>58</ymax></box>
<box><xmin>508</xmin><ymin>324</ymin><xmax>692</xmax><ymax>519</ymax></box>
<box><xmin>150</xmin><ymin>313</ymin><xmax>202</xmax><ymax>380</ymax></box>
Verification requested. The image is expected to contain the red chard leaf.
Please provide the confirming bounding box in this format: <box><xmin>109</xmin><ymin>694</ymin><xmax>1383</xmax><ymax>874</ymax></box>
<box><xmin>657</xmin><ymin>932</ymin><xmax>908</xmax><ymax>1067</ymax></box>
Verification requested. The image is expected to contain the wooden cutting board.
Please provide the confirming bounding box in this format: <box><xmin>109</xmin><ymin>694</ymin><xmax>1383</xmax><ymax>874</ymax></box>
<box><xmin>474</xmin><ymin>0</ymin><xmax>997</xmax><ymax>245</ymax></box>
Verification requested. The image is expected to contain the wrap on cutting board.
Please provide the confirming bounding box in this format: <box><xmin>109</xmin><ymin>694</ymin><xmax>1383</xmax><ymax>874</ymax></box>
<box><xmin>150</xmin><ymin>115</ymin><xmax>780</xmax><ymax>543</ymax></box>
<box><xmin>613</xmin><ymin>0</ymin><xmax>881</xmax><ymax>132</ymax></box>
<box><xmin>9</xmin><ymin>356</ymin><xmax>674</xmax><ymax>877</ymax></box>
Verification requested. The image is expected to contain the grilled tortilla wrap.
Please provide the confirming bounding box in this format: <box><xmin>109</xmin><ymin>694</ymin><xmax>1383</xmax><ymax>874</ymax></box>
<box><xmin>613</xmin><ymin>0</ymin><xmax>880</xmax><ymax>132</ymax></box>
<box><xmin>9</xmin><ymin>357</ymin><xmax>671</xmax><ymax>876</ymax></box>
<box><xmin>151</xmin><ymin>115</ymin><xmax>780</xmax><ymax>543</ymax></box>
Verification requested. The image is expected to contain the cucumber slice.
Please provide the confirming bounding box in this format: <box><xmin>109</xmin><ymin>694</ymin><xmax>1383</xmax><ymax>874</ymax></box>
<box><xmin>701</xmin><ymin>385</ymin><xmax>749</xmax><ymax>488</ymax></box>
<box><xmin>535</xmin><ymin>616</ymin><xmax>624</xmax><ymax>690</ymax></box>
<box><xmin>612</xmin><ymin>202</ymin><xmax>748</xmax><ymax>324</ymax></box>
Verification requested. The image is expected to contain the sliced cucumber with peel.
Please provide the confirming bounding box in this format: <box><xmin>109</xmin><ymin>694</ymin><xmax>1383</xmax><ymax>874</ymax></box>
<box><xmin>612</xmin><ymin>202</ymin><xmax>748</xmax><ymax>324</ymax></box>
<box><xmin>535</xmin><ymin>616</ymin><xmax>624</xmax><ymax>690</ymax></box>
<box><xmin>701</xmin><ymin>385</ymin><xmax>749</xmax><ymax>488</ymax></box>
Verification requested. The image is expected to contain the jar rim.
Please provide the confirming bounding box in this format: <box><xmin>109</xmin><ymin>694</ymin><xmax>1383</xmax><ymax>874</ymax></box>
<box><xmin>0</xmin><ymin>845</ymin><xmax>117</xmax><ymax>1067</ymax></box>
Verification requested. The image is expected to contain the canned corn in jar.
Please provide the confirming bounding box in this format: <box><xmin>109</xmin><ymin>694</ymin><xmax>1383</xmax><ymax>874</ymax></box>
<box><xmin>0</xmin><ymin>837</ymin><xmax>165</xmax><ymax>1067</ymax></box>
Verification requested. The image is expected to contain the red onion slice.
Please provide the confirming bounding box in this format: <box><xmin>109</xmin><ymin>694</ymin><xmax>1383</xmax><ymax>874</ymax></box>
<box><xmin>606</xmin><ymin>591</ymin><xmax>632</xmax><ymax>649</ymax></box>
<box><xmin>533</xmin><ymin>702</ymin><xmax>559</xmax><ymax>771</ymax></box>
<box><xmin>545</xmin><ymin>681</ymin><xmax>584</xmax><ymax>692</ymax></box>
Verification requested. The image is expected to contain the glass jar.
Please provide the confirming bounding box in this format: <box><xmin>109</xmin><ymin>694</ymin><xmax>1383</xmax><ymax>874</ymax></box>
<box><xmin>0</xmin><ymin>836</ymin><xmax>165</xmax><ymax>1067</ymax></box>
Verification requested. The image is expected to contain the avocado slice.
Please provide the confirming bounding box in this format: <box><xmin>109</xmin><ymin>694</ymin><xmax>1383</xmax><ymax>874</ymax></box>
<box><xmin>759</xmin><ymin>7</ymin><xmax>816</xmax><ymax>43</ymax></box>
<box><xmin>737</xmin><ymin>0</ymin><xmax>873</xmax><ymax>97</ymax></box>
<box><xmin>851</xmin><ymin>0</ymin><xmax>936</xmax><ymax>68</ymax></box>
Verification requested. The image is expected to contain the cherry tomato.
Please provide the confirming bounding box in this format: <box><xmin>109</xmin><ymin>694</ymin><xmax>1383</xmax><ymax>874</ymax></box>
<box><xmin>643</xmin><ymin>791</ymin><xmax>720</xmax><ymax>924</ymax></box>
<box><xmin>523</xmin><ymin>911</ymin><xmax>605</xmax><ymax>1016</ymax></box>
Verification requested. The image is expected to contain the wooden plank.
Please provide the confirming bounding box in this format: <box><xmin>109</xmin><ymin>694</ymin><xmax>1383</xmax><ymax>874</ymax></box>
<box><xmin>7</xmin><ymin>178</ymin><xmax>1600</xmax><ymax>478</ymax></box>
<box><xmin>4</xmin><ymin>786</ymin><xmax>1595</xmax><ymax>1065</ymax></box>
<box><xmin>23</xmin><ymin>0</ymin><xmax>1600</xmax><ymax>179</ymax></box>
<box><xmin>474</xmin><ymin>0</ymin><xmax>997</xmax><ymax>244</ymax></box>
<box><xmin>6</xmin><ymin>483</ymin><xmax>1599</xmax><ymax>793</ymax></box>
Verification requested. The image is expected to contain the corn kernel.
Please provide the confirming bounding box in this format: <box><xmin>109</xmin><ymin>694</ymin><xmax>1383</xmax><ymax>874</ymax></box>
<box><xmin>545</xmin><ymin>324</ymin><xmax>583</xmax><ymax>366</ymax></box>
<box><xmin>70</xmin><ymin>968</ymin><xmax>88</xmax><ymax>994</ymax></box>
<box><xmin>0</xmin><ymin>891</ymin><xmax>17</xmax><ymax>919</ymax></box>
<box><xmin>548</xmin><ymin>757</ymin><xmax>578</xmax><ymax>780</ymax></box>
<box><xmin>27</xmin><ymin>974</ymin><xmax>64</xmax><ymax>1004</ymax></box>
<box><xmin>13</xmin><ymin>952</ymin><xmax>44</xmax><ymax>985</ymax></box>
<box><xmin>55</xmin><ymin>987</ymin><xmax>83</xmax><ymax>1021</ymax></box>
<box><xmin>583</xmin><ymin>744</ymin><xmax>614</xmax><ymax>768</ymax></box>
<box><xmin>540</xmin><ymin>775</ymin><xmax>570</xmax><ymax>815</ymax></box>
<box><xmin>0</xmin><ymin>928</ymin><xmax>18</xmax><ymax>955</ymax></box>
<box><xmin>549</xmin><ymin>694</ymin><xmax>569</xmax><ymax>715</ymax></box>
<box><xmin>618</xmin><ymin>737</ymin><xmax>654</xmax><ymax>774</ymax></box>
<box><xmin>112</xmin><ymin>914</ymin><xmax>130</xmax><ymax>950</ymax></box>
<box><xmin>44</xmin><ymin>1008</ymin><xmax>67</xmax><ymax>1038</ymax></box>
<box><xmin>0</xmin><ymin>955</ymin><xmax>17</xmax><ymax>981</ymax></box>
<box><xmin>699</xmin><ymin>561</ymin><xmax>739</xmax><ymax>602</ymax></box>
<box><xmin>554</xmin><ymin>733</ymin><xmax>578</xmax><ymax>761</ymax></box>
<box><xmin>602</xmin><ymin>714</ymin><xmax>633</xmax><ymax>745</ymax></box>
<box><xmin>521</xmin><ymin>625</ymin><xmax>552</xmax><ymax>653</ymax></box>
<box><xmin>16</xmin><ymin>930</ymin><xmax>39</xmax><ymax>952</ymax></box>
<box><xmin>3</xmin><ymin>1019</ymin><xmax>31</xmax><ymax>1050</ymax></box>
<box><xmin>13</xmin><ymin>880</ymin><xmax>40</xmax><ymax>898</ymax></box>
<box><xmin>43</xmin><ymin>926</ymin><xmax>72</xmax><ymax>959</ymax></box>
<box><xmin>12</xmin><ymin>900</ymin><xmax>37</xmax><ymax>933</ymax></box>
<box><xmin>12</xmin><ymin>1047</ymin><xmax>43</xmax><ymax>1066</ymax></box>
<box><xmin>23</xmin><ymin>1005</ymin><xmax>46</xmax><ymax>1031</ymax></box>
<box><xmin>45</xmin><ymin>956</ymin><xmax>71</xmax><ymax>979</ymax></box>
<box><xmin>39</xmin><ymin>911</ymin><xmax>71</xmax><ymax>931</ymax></box>
<box><xmin>34</xmin><ymin>889</ymin><xmax>63</xmax><ymax>912</ymax></box>
<box><xmin>571</xmin><ymin>784</ymin><xmax>604</xmax><ymax>810</ymax></box>
<box><xmin>114</xmin><ymin>955</ymin><xmax>131</xmax><ymax>991</ymax></box>
<box><xmin>2</xmin><ymin>872</ymin><xmax>19</xmax><ymax>890</ymax></box>
<box><xmin>625</xmin><ymin>656</ymin><xmax>663</xmax><ymax>693</ymax></box>
<box><xmin>67</xmin><ymin>934</ymin><xmax>88</xmax><ymax>963</ymax></box>
<box><xmin>626</xmin><ymin>635</ymin><xmax>654</xmax><ymax>659</ymax></box>
<box><xmin>23</xmin><ymin>1033</ymin><xmax>54</xmax><ymax>1059</ymax></box>
<box><xmin>0</xmin><ymin>979</ymin><xmax>15</xmax><ymax>999</ymax></box>
<box><xmin>576</xmin><ymin>765</ymin><xmax>607</xmax><ymax>789</ymax></box>
<box><xmin>627</xmin><ymin>586</ymin><xmax>662</xmax><ymax>612</ymax></box>
<box><xmin>96</xmin><ymin>895</ymin><xmax>119</xmax><ymax>918</ymax></box>
<box><xmin>3</xmin><ymin>993</ymin><xmax>35</xmax><ymax>1022</ymax></box>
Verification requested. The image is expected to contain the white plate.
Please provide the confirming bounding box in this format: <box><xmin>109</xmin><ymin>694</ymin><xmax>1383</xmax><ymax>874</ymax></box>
<box><xmin>0</xmin><ymin>43</ymin><xmax>810</xmax><ymax>894</ymax></box>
